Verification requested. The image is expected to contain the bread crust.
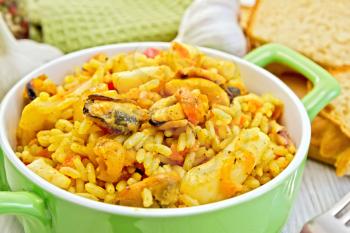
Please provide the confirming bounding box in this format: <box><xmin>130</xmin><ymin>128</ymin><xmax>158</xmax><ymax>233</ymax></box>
<box><xmin>320</xmin><ymin>67</ymin><xmax>350</xmax><ymax>138</ymax></box>
<box><xmin>308</xmin><ymin>144</ymin><xmax>335</xmax><ymax>166</ymax></box>
<box><xmin>246</xmin><ymin>0</ymin><xmax>263</xmax><ymax>49</ymax></box>
<box><xmin>246</xmin><ymin>0</ymin><xmax>350</xmax><ymax>68</ymax></box>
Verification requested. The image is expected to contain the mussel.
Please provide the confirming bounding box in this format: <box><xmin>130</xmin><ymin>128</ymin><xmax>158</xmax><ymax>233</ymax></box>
<box><xmin>224</xmin><ymin>86</ymin><xmax>241</xmax><ymax>102</ymax></box>
<box><xmin>24</xmin><ymin>75</ymin><xmax>57</xmax><ymax>102</ymax></box>
<box><xmin>25</xmin><ymin>82</ymin><xmax>37</xmax><ymax>101</ymax></box>
<box><xmin>83</xmin><ymin>94</ymin><xmax>149</xmax><ymax>134</ymax></box>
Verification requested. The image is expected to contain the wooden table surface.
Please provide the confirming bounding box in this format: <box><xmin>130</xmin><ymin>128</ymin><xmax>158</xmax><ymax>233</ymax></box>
<box><xmin>1</xmin><ymin>160</ymin><xmax>349</xmax><ymax>233</ymax></box>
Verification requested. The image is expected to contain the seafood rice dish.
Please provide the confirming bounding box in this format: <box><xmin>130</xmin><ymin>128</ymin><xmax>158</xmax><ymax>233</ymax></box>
<box><xmin>16</xmin><ymin>42</ymin><xmax>296</xmax><ymax>208</ymax></box>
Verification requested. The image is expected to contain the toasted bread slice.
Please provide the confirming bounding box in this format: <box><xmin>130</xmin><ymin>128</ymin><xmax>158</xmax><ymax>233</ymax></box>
<box><xmin>239</xmin><ymin>6</ymin><xmax>254</xmax><ymax>32</ymax></box>
<box><xmin>321</xmin><ymin>68</ymin><xmax>350</xmax><ymax>138</ymax></box>
<box><xmin>265</xmin><ymin>64</ymin><xmax>308</xmax><ymax>98</ymax></box>
<box><xmin>310</xmin><ymin>115</ymin><xmax>350</xmax><ymax>176</ymax></box>
<box><xmin>269</xmin><ymin>66</ymin><xmax>350</xmax><ymax>176</ymax></box>
<box><xmin>247</xmin><ymin>0</ymin><xmax>350</xmax><ymax>68</ymax></box>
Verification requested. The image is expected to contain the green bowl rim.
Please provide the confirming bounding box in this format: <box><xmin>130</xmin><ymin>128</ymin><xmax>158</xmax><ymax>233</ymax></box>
<box><xmin>0</xmin><ymin>42</ymin><xmax>311</xmax><ymax>217</ymax></box>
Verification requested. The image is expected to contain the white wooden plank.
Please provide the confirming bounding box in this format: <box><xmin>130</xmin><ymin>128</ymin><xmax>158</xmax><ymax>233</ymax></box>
<box><xmin>283</xmin><ymin>160</ymin><xmax>350</xmax><ymax>233</ymax></box>
<box><xmin>0</xmin><ymin>216</ymin><xmax>23</xmax><ymax>233</ymax></box>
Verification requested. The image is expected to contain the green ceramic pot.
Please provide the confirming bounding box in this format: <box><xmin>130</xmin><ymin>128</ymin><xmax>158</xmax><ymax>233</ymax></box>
<box><xmin>0</xmin><ymin>43</ymin><xmax>340</xmax><ymax>233</ymax></box>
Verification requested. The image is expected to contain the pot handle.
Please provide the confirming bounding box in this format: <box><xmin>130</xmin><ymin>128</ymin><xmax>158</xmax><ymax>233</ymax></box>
<box><xmin>244</xmin><ymin>43</ymin><xmax>340</xmax><ymax>121</ymax></box>
<box><xmin>0</xmin><ymin>192</ymin><xmax>51</xmax><ymax>232</ymax></box>
<box><xmin>0</xmin><ymin>150</ymin><xmax>51</xmax><ymax>233</ymax></box>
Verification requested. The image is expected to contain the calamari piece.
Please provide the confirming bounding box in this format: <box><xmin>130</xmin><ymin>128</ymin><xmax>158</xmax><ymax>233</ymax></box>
<box><xmin>157</xmin><ymin>119</ymin><xmax>188</xmax><ymax>130</ymax></box>
<box><xmin>178</xmin><ymin>67</ymin><xmax>226</xmax><ymax>85</ymax></box>
<box><xmin>149</xmin><ymin>96</ymin><xmax>177</xmax><ymax>112</ymax></box>
<box><xmin>200</xmin><ymin>55</ymin><xmax>241</xmax><ymax>81</ymax></box>
<box><xmin>171</xmin><ymin>42</ymin><xmax>201</xmax><ymax>61</ymax></box>
<box><xmin>83</xmin><ymin>94</ymin><xmax>149</xmax><ymax>134</ymax></box>
<box><xmin>150</xmin><ymin>103</ymin><xmax>185</xmax><ymax>123</ymax></box>
<box><xmin>27</xmin><ymin>158</ymin><xmax>71</xmax><ymax>189</ymax></box>
<box><xmin>118</xmin><ymin>172</ymin><xmax>180</xmax><ymax>207</ymax></box>
<box><xmin>18</xmin><ymin>95</ymin><xmax>78</xmax><ymax>145</ymax></box>
<box><xmin>149</xmin><ymin>96</ymin><xmax>187</xmax><ymax>126</ymax></box>
<box><xmin>175</xmin><ymin>88</ymin><xmax>208</xmax><ymax>125</ymax></box>
<box><xmin>180</xmin><ymin>128</ymin><xmax>270</xmax><ymax>204</ymax></box>
<box><xmin>112</xmin><ymin>66</ymin><xmax>174</xmax><ymax>93</ymax></box>
<box><xmin>165</xmin><ymin>78</ymin><xmax>229</xmax><ymax>106</ymax></box>
<box><xmin>94</xmin><ymin>138</ymin><xmax>125</xmax><ymax>183</ymax></box>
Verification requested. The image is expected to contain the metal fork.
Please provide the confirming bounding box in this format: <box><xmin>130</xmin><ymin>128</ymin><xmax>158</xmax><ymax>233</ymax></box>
<box><xmin>300</xmin><ymin>192</ymin><xmax>350</xmax><ymax>233</ymax></box>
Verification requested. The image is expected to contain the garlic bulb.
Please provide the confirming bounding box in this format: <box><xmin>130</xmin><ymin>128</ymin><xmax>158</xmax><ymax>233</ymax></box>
<box><xmin>0</xmin><ymin>15</ymin><xmax>62</xmax><ymax>99</ymax></box>
<box><xmin>175</xmin><ymin>0</ymin><xmax>247</xmax><ymax>56</ymax></box>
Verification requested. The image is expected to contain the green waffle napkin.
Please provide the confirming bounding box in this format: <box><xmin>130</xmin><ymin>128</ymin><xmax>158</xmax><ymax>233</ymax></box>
<box><xmin>24</xmin><ymin>0</ymin><xmax>192</xmax><ymax>53</ymax></box>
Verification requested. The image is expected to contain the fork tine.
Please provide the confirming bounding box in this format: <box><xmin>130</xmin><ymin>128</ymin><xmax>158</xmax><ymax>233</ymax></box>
<box><xmin>329</xmin><ymin>192</ymin><xmax>350</xmax><ymax>215</ymax></box>
<box><xmin>339</xmin><ymin>211</ymin><xmax>350</xmax><ymax>224</ymax></box>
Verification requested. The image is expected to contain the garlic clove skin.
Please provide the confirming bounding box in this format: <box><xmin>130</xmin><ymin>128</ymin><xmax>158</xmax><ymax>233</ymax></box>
<box><xmin>0</xmin><ymin>15</ymin><xmax>62</xmax><ymax>99</ymax></box>
<box><xmin>175</xmin><ymin>0</ymin><xmax>247</xmax><ymax>57</ymax></box>
<box><xmin>7</xmin><ymin>39</ymin><xmax>63</xmax><ymax>76</ymax></box>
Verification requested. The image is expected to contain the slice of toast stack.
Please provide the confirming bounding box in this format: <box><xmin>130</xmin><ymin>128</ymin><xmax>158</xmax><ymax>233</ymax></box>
<box><xmin>247</xmin><ymin>0</ymin><xmax>350</xmax><ymax>68</ymax></box>
<box><xmin>246</xmin><ymin>0</ymin><xmax>350</xmax><ymax>175</ymax></box>
<box><xmin>318</xmin><ymin>69</ymin><xmax>350</xmax><ymax>176</ymax></box>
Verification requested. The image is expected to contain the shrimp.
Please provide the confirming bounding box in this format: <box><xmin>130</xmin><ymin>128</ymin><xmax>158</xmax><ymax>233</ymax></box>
<box><xmin>94</xmin><ymin>138</ymin><xmax>126</xmax><ymax>183</ymax></box>
<box><xmin>180</xmin><ymin>128</ymin><xmax>270</xmax><ymax>204</ymax></box>
<box><xmin>165</xmin><ymin>78</ymin><xmax>230</xmax><ymax>106</ymax></box>
<box><xmin>118</xmin><ymin>171</ymin><xmax>180</xmax><ymax>207</ymax></box>
<box><xmin>175</xmin><ymin>88</ymin><xmax>208</xmax><ymax>125</ymax></box>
